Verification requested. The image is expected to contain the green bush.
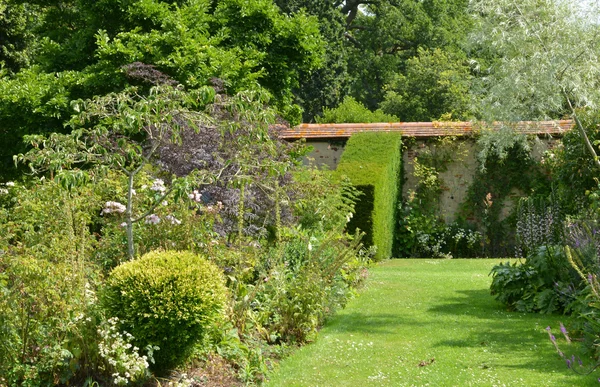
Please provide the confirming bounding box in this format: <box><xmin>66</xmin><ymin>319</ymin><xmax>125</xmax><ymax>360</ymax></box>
<box><xmin>0</xmin><ymin>179</ymin><xmax>105</xmax><ymax>386</ymax></box>
<box><xmin>243</xmin><ymin>226</ymin><xmax>367</xmax><ymax>344</ymax></box>
<box><xmin>102</xmin><ymin>250</ymin><xmax>228</xmax><ymax>374</ymax></box>
<box><xmin>317</xmin><ymin>96</ymin><xmax>399</xmax><ymax>123</ymax></box>
<box><xmin>489</xmin><ymin>245</ymin><xmax>581</xmax><ymax>313</ymax></box>
<box><xmin>336</xmin><ymin>132</ymin><xmax>403</xmax><ymax>260</ymax></box>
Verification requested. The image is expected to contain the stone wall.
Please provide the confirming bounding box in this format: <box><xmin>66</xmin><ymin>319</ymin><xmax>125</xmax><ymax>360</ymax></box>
<box><xmin>304</xmin><ymin>135</ymin><xmax>561</xmax><ymax>222</ymax></box>
<box><xmin>304</xmin><ymin>139</ymin><xmax>347</xmax><ymax>170</ymax></box>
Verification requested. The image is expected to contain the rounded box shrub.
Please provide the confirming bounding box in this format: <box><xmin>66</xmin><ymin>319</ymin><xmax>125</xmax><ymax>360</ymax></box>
<box><xmin>102</xmin><ymin>250</ymin><xmax>227</xmax><ymax>374</ymax></box>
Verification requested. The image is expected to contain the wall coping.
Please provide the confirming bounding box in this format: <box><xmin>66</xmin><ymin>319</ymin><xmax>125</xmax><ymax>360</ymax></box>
<box><xmin>277</xmin><ymin>120</ymin><xmax>573</xmax><ymax>140</ymax></box>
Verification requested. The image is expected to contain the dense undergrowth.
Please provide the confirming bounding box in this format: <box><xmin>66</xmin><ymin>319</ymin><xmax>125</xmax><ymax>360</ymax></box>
<box><xmin>0</xmin><ymin>84</ymin><xmax>372</xmax><ymax>386</ymax></box>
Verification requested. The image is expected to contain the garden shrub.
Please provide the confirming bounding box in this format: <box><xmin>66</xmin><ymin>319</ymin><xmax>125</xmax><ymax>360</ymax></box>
<box><xmin>490</xmin><ymin>245</ymin><xmax>581</xmax><ymax>313</ymax></box>
<box><xmin>0</xmin><ymin>179</ymin><xmax>108</xmax><ymax>386</ymax></box>
<box><xmin>317</xmin><ymin>96</ymin><xmax>399</xmax><ymax>123</ymax></box>
<box><xmin>336</xmin><ymin>132</ymin><xmax>403</xmax><ymax>260</ymax></box>
<box><xmin>102</xmin><ymin>250</ymin><xmax>228</xmax><ymax>374</ymax></box>
<box><xmin>244</xmin><ymin>226</ymin><xmax>367</xmax><ymax>344</ymax></box>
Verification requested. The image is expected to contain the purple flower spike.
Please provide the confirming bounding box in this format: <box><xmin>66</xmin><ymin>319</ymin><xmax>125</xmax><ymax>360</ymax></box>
<box><xmin>551</xmin><ymin>334</ymin><xmax>556</xmax><ymax>342</ymax></box>
<box><xmin>566</xmin><ymin>359</ymin><xmax>572</xmax><ymax>369</ymax></box>
<box><xmin>546</xmin><ymin>326</ymin><xmax>551</xmax><ymax>331</ymax></box>
<box><xmin>560</xmin><ymin>323</ymin><xmax>568</xmax><ymax>335</ymax></box>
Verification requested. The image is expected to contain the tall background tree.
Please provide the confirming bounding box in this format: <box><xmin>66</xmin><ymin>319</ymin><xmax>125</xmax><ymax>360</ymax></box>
<box><xmin>0</xmin><ymin>0</ymin><xmax>323</xmax><ymax>180</ymax></box>
<box><xmin>470</xmin><ymin>0</ymin><xmax>600</xmax><ymax>167</ymax></box>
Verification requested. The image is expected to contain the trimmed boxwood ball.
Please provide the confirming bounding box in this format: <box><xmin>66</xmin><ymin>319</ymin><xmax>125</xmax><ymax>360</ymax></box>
<box><xmin>102</xmin><ymin>250</ymin><xmax>227</xmax><ymax>374</ymax></box>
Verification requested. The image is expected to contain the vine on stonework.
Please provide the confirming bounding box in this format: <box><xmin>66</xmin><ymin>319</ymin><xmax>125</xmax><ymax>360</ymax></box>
<box><xmin>462</xmin><ymin>132</ymin><xmax>552</xmax><ymax>257</ymax></box>
<box><xmin>396</xmin><ymin>137</ymin><xmax>483</xmax><ymax>258</ymax></box>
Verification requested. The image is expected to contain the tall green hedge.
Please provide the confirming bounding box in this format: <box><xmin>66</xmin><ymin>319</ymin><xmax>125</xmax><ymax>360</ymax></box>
<box><xmin>337</xmin><ymin>132</ymin><xmax>403</xmax><ymax>260</ymax></box>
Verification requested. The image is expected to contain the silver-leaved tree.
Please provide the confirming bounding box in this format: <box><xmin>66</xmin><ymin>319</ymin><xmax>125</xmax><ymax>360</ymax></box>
<box><xmin>470</xmin><ymin>0</ymin><xmax>600</xmax><ymax>169</ymax></box>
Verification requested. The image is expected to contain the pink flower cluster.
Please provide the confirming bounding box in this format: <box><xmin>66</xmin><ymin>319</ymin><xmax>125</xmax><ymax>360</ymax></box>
<box><xmin>188</xmin><ymin>190</ymin><xmax>202</xmax><ymax>202</ymax></box>
<box><xmin>145</xmin><ymin>214</ymin><xmax>160</xmax><ymax>225</ymax></box>
<box><xmin>101</xmin><ymin>201</ymin><xmax>126</xmax><ymax>215</ymax></box>
<box><xmin>204</xmin><ymin>201</ymin><xmax>223</xmax><ymax>215</ymax></box>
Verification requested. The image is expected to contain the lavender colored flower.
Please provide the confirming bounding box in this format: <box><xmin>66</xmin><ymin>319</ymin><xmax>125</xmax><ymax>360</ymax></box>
<box><xmin>150</xmin><ymin>179</ymin><xmax>166</xmax><ymax>193</ymax></box>
<box><xmin>145</xmin><ymin>214</ymin><xmax>160</xmax><ymax>225</ymax></box>
<box><xmin>560</xmin><ymin>323</ymin><xmax>567</xmax><ymax>335</ymax></box>
<box><xmin>558</xmin><ymin>322</ymin><xmax>572</xmax><ymax>343</ymax></box>
<box><xmin>101</xmin><ymin>201</ymin><xmax>127</xmax><ymax>215</ymax></box>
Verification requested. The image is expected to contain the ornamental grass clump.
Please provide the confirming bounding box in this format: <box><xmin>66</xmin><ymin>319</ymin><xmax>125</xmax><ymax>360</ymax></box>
<box><xmin>102</xmin><ymin>250</ymin><xmax>228</xmax><ymax>374</ymax></box>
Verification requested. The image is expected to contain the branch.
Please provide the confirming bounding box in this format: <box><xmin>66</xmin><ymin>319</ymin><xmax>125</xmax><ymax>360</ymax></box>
<box><xmin>344</xmin><ymin>32</ymin><xmax>362</xmax><ymax>48</ymax></box>
<box><xmin>563</xmin><ymin>88</ymin><xmax>600</xmax><ymax>171</ymax></box>
<box><xmin>132</xmin><ymin>186</ymin><xmax>175</xmax><ymax>223</ymax></box>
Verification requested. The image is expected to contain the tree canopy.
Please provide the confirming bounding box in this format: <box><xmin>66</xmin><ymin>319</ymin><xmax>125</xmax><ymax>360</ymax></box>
<box><xmin>0</xmin><ymin>0</ymin><xmax>323</xmax><ymax>178</ymax></box>
<box><xmin>470</xmin><ymin>0</ymin><xmax>600</xmax><ymax>168</ymax></box>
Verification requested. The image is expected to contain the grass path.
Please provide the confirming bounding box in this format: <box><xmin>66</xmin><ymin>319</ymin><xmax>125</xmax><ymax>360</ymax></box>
<box><xmin>267</xmin><ymin>259</ymin><xmax>599</xmax><ymax>386</ymax></box>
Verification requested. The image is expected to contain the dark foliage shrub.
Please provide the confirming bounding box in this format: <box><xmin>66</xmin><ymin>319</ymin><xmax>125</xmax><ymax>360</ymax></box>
<box><xmin>103</xmin><ymin>250</ymin><xmax>227</xmax><ymax>374</ymax></box>
<box><xmin>336</xmin><ymin>132</ymin><xmax>403</xmax><ymax>260</ymax></box>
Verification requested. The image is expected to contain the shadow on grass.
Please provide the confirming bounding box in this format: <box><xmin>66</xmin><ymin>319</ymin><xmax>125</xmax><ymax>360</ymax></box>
<box><xmin>325</xmin><ymin>312</ymin><xmax>420</xmax><ymax>335</ymax></box>
<box><xmin>427</xmin><ymin>289</ymin><xmax>599</xmax><ymax>385</ymax></box>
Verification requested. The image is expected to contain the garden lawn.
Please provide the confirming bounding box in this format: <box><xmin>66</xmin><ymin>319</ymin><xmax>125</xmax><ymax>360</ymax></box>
<box><xmin>267</xmin><ymin>259</ymin><xmax>599</xmax><ymax>386</ymax></box>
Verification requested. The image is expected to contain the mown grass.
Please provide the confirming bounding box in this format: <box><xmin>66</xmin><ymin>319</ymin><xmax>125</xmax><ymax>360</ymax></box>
<box><xmin>267</xmin><ymin>259</ymin><xmax>599</xmax><ymax>386</ymax></box>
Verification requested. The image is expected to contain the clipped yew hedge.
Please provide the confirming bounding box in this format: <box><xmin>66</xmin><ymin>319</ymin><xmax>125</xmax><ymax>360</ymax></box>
<box><xmin>337</xmin><ymin>132</ymin><xmax>403</xmax><ymax>260</ymax></box>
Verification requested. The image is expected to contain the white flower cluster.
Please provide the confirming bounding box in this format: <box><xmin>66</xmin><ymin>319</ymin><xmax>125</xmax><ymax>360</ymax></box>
<box><xmin>188</xmin><ymin>189</ymin><xmax>202</xmax><ymax>202</ymax></box>
<box><xmin>85</xmin><ymin>282</ymin><xmax>97</xmax><ymax>306</ymax></box>
<box><xmin>98</xmin><ymin>317</ymin><xmax>151</xmax><ymax>386</ymax></box>
<box><xmin>165</xmin><ymin>215</ymin><xmax>181</xmax><ymax>225</ymax></box>
<box><xmin>150</xmin><ymin>179</ymin><xmax>166</xmax><ymax>193</ymax></box>
<box><xmin>102</xmin><ymin>201</ymin><xmax>127</xmax><ymax>215</ymax></box>
<box><xmin>0</xmin><ymin>181</ymin><xmax>14</xmax><ymax>194</ymax></box>
<box><xmin>166</xmin><ymin>374</ymin><xmax>194</xmax><ymax>387</ymax></box>
<box><xmin>145</xmin><ymin>214</ymin><xmax>160</xmax><ymax>225</ymax></box>
<box><xmin>416</xmin><ymin>232</ymin><xmax>452</xmax><ymax>259</ymax></box>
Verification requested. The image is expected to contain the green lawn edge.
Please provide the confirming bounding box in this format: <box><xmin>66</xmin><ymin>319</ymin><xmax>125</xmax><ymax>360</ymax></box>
<box><xmin>267</xmin><ymin>259</ymin><xmax>599</xmax><ymax>387</ymax></box>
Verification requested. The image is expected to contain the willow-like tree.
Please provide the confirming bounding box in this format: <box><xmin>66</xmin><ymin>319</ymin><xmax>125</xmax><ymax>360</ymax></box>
<box><xmin>470</xmin><ymin>0</ymin><xmax>600</xmax><ymax>169</ymax></box>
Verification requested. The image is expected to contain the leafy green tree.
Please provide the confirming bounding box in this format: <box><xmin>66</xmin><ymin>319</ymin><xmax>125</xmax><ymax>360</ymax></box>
<box><xmin>17</xmin><ymin>85</ymin><xmax>218</xmax><ymax>259</ymax></box>
<box><xmin>275</xmin><ymin>0</ymin><xmax>351</xmax><ymax>122</ymax></box>
<box><xmin>470</xmin><ymin>0</ymin><xmax>600</xmax><ymax>169</ymax></box>
<box><xmin>0</xmin><ymin>0</ymin><xmax>323</xmax><ymax>179</ymax></box>
<box><xmin>0</xmin><ymin>1</ymin><xmax>40</xmax><ymax>73</ymax></box>
<box><xmin>317</xmin><ymin>96</ymin><xmax>398</xmax><ymax>123</ymax></box>
<box><xmin>344</xmin><ymin>0</ymin><xmax>473</xmax><ymax>109</ymax></box>
<box><xmin>380</xmin><ymin>47</ymin><xmax>473</xmax><ymax>121</ymax></box>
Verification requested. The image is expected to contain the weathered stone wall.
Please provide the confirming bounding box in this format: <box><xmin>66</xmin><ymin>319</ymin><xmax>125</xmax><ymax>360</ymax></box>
<box><xmin>304</xmin><ymin>139</ymin><xmax>347</xmax><ymax>170</ymax></box>
<box><xmin>304</xmin><ymin>136</ymin><xmax>561</xmax><ymax>222</ymax></box>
